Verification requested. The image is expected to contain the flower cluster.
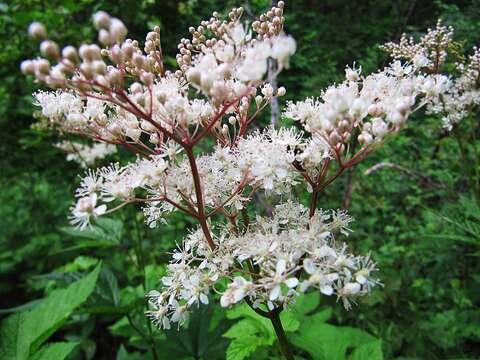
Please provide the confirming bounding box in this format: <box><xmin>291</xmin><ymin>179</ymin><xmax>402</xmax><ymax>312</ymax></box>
<box><xmin>381</xmin><ymin>19</ymin><xmax>480</xmax><ymax>130</ymax></box>
<box><xmin>380</xmin><ymin>19</ymin><xmax>454</xmax><ymax>72</ymax></box>
<box><xmin>284</xmin><ymin>61</ymin><xmax>449</xmax><ymax>162</ymax></box>
<box><xmin>71</xmin><ymin>127</ymin><xmax>330</xmax><ymax>229</ymax></box>
<box><xmin>146</xmin><ymin>201</ymin><xmax>378</xmax><ymax>329</ymax></box>
<box><xmin>23</xmin><ymin>4</ymin><xmax>452</xmax><ymax>332</ymax></box>
<box><xmin>55</xmin><ymin>141</ymin><xmax>116</xmax><ymax>167</ymax></box>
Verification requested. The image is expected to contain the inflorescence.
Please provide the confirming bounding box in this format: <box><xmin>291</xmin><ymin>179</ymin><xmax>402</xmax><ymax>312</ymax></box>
<box><xmin>22</xmin><ymin>2</ymin><xmax>453</xmax><ymax>329</ymax></box>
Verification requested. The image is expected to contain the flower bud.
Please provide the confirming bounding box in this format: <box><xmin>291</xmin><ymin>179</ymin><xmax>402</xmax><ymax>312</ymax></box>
<box><xmin>329</xmin><ymin>131</ymin><xmax>341</xmax><ymax>145</ymax></box>
<box><xmin>62</xmin><ymin>46</ymin><xmax>78</xmax><ymax>63</ymax></box>
<box><xmin>80</xmin><ymin>62</ymin><xmax>94</xmax><ymax>79</ymax></box>
<box><xmin>79</xmin><ymin>44</ymin><xmax>100</xmax><ymax>62</ymax></box>
<box><xmin>186</xmin><ymin>68</ymin><xmax>201</xmax><ymax>85</ymax></box>
<box><xmin>20</xmin><ymin>60</ymin><xmax>35</xmax><ymax>75</ymax></box>
<box><xmin>122</xmin><ymin>42</ymin><xmax>135</xmax><ymax>59</ymax></box>
<box><xmin>132</xmin><ymin>53</ymin><xmax>145</xmax><ymax>68</ymax></box>
<box><xmin>130</xmin><ymin>82</ymin><xmax>143</xmax><ymax>94</ymax></box>
<box><xmin>28</xmin><ymin>22</ymin><xmax>47</xmax><ymax>40</ymax></box>
<box><xmin>109</xmin><ymin>18</ymin><xmax>127</xmax><ymax>43</ymax></box>
<box><xmin>98</xmin><ymin>29</ymin><xmax>111</xmax><ymax>46</ymax></box>
<box><xmin>338</xmin><ymin>119</ymin><xmax>350</xmax><ymax>132</ymax></box>
<box><xmin>40</xmin><ymin>40</ymin><xmax>59</xmax><ymax>59</ymax></box>
<box><xmin>107</xmin><ymin>68</ymin><xmax>121</xmax><ymax>86</ymax></box>
<box><xmin>95</xmin><ymin>75</ymin><xmax>110</xmax><ymax>87</ymax></box>
<box><xmin>141</xmin><ymin>72</ymin><xmax>154</xmax><ymax>86</ymax></box>
<box><xmin>371</xmin><ymin>118</ymin><xmax>388</xmax><ymax>137</ymax></box>
<box><xmin>109</xmin><ymin>45</ymin><xmax>124</xmax><ymax>64</ymax></box>
<box><xmin>36</xmin><ymin>58</ymin><xmax>50</xmax><ymax>74</ymax></box>
<box><xmin>261</xmin><ymin>84</ymin><xmax>274</xmax><ymax>97</ymax></box>
<box><xmin>276</xmin><ymin>86</ymin><xmax>286</xmax><ymax>96</ymax></box>
<box><xmin>93</xmin><ymin>11</ymin><xmax>111</xmax><ymax>29</ymax></box>
<box><xmin>221</xmin><ymin>124</ymin><xmax>229</xmax><ymax>136</ymax></box>
<box><xmin>92</xmin><ymin>60</ymin><xmax>107</xmax><ymax>74</ymax></box>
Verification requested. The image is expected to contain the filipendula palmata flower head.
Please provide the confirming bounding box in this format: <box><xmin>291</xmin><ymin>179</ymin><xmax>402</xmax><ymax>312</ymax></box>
<box><xmin>381</xmin><ymin>19</ymin><xmax>480</xmax><ymax>131</ymax></box>
<box><xmin>23</xmin><ymin>2</ymin><xmax>450</xmax><ymax>332</ymax></box>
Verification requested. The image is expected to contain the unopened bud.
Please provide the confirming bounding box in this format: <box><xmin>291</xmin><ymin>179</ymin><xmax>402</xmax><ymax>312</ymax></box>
<box><xmin>109</xmin><ymin>18</ymin><xmax>127</xmax><ymax>43</ymax></box>
<box><xmin>130</xmin><ymin>82</ymin><xmax>143</xmax><ymax>94</ymax></box>
<box><xmin>36</xmin><ymin>58</ymin><xmax>50</xmax><ymax>74</ymax></box>
<box><xmin>109</xmin><ymin>45</ymin><xmax>124</xmax><ymax>64</ymax></box>
<box><xmin>40</xmin><ymin>40</ymin><xmax>59</xmax><ymax>59</ymax></box>
<box><xmin>329</xmin><ymin>131</ymin><xmax>341</xmax><ymax>145</ymax></box>
<box><xmin>186</xmin><ymin>68</ymin><xmax>201</xmax><ymax>85</ymax></box>
<box><xmin>62</xmin><ymin>46</ymin><xmax>78</xmax><ymax>63</ymax></box>
<box><xmin>98</xmin><ymin>29</ymin><xmax>111</xmax><ymax>46</ymax></box>
<box><xmin>132</xmin><ymin>53</ymin><xmax>145</xmax><ymax>68</ymax></box>
<box><xmin>221</xmin><ymin>124</ymin><xmax>229</xmax><ymax>136</ymax></box>
<box><xmin>80</xmin><ymin>62</ymin><xmax>94</xmax><ymax>79</ymax></box>
<box><xmin>93</xmin><ymin>60</ymin><xmax>106</xmax><ymax>74</ymax></box>
<box><xmin>93</xmin><ymin>11</ymin><xmax>111</xmax><ymax>29</ymax></box>
<box><xmin>20</xmin><ymin>60</ymin><xmax>35</xmax><ymax>75</ymax></box>
<box><xmin>140</xmin><ymin>72</ymin><xmax>154</xmax><ymax>86</ymax></box>
<box><xmin>28</xmin><ymin>22</ymin><xmax>47</xmax><ymax>40</ymax></box>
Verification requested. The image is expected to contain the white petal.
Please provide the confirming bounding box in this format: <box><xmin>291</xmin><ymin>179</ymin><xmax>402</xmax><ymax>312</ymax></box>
<box><xmin>233</xmin><ymin>288</ymin><xmax>245</xmax><ymax>302</ymax></box>
<box><xmin>284</xmin><ymin>277</ymin><xmax>298</xmax><ymax>288</ymax></box>
<box><xmin>95</xmin><ymin>204</ymin><xmax>107</xmax><ymax>216</ymax></box>
<box><xmin>276</xmin><ymin>259</ymin><xmax>286</xmax><ymax>275</ymax></box>
<box><xmin>269</xmin><ymin>285</ymin><xmax>281</xmax><ymax>301</ymax></box>
<box><xmin>320</xmin><ymin>285</ymin><xmax>333</xmax><ymax>296</ymax></box>
<box><xmin>220</xmin><ymin>294</ymin><xmax>230</xmax><ymax>307</ymax></box>
<box><xmin>200</xmin><ymin>293</ymin><xmax>209</xmax><ymax>305</ymax></box>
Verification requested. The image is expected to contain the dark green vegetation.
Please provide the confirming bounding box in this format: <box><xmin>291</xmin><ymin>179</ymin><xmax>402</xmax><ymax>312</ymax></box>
<box><xmin>1</xmin><ymin>0</ymin><xmax>479</xmax><ymax>359</ymax></box>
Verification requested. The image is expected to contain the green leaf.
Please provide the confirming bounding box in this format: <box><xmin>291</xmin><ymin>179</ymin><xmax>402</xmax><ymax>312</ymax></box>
<box><xmin>29</xmin><ymin>342</ymin><xmax>79</xmax><ymax>360</ymax></box>
<box><xmin>348</xmin><ymin>340</ymin><xmax>383</xmax><ymax>360</ymax></box>
<box><xmin>280</xmin><ymin>311</ymin><xmax>301</xmax><ymax>332</ymax></box>
<box><xmin>291</xmin><ymin>293</ymin><xmax>320</xmax><ymax>318</ymax></box>
<box><xmin>223</xmin><ymin>318</ymin><xmax>262</xmax><ymax>339</ymax></box>
<box><xmin>0</xmin><ymin>313</ymin><xmax>24</xmax><ymax>360</ymax></box>
<box><xmin>226</xmin><ymin>335</ymin><xmax>271</xmax><ymax>360</ymax></box>
<box><xmin>0</xmin><ymin>263</ymin><xmax>101</xmax><ymax>360</ymax></box>
<box><xmin>291</xmin><ymin>321</ymin><xmax>381</xmax><ymax>360</ymax></box>
<box><xmin>116</xmin><ymin>344</ymin><xmax>152</xmax><ymax>360</ymax></box>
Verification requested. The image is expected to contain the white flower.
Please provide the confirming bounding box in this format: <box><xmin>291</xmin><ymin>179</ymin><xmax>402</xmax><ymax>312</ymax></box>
<box><xmin>70</xmin><ymin>193</ymin><xmax>106</xmax><ymax>229</ymax></box>
<box><xmin>220</xmin><ymin>277</ymin><xmax>253</xmax><ymax>307</ymax></box>
<box><xmin>268</xmin><ymin>259</ymin><xmax>298</xmax><ymax>301</ymax></box>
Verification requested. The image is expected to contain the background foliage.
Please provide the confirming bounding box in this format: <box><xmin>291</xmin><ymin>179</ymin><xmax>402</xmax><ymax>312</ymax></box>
<box><xmin>0</xmin><ymin>0</ymin><xmax>479</xmax><ymax>359</ymax></box>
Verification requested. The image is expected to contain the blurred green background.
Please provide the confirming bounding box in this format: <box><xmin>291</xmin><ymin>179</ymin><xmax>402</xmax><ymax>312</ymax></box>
<box><xmin>0</xmin><ymin>0</ymin><xmax>479</xmax><ymax>359</ymax></box>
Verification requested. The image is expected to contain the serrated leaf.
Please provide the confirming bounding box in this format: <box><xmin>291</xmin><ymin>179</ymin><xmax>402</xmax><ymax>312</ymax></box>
<box><xmin>226</xmin><ymin>335</ymin><xmax>271</xmax><ymax>360</ymax></box>
<box><xmin>223</xmin><ymin>318</ymin><xmax>262</xmax><ymax>339</ymax></box>
<box><xmin>0</xmin><ymin>313</ymin><xmax>24</xmax><ymax>360</ymax></box>
<box><xmin>279</xmin><ymin>311</ymin><xmax>300</xmax><ymax>332</ymax></box>
<box><xmin>0</xmin><ymin>263</ymin><xmax>101</xmax><ymax>360</ymax></box>
<box><xmin>291</xmin><ymin>293</ymin><xmax>320</xmax><ymax>318</ymax></box>
<box><xmin>348</xmin><ymin>340</ymin><xmax>383</xmax><ymax>360</ymax></box>
<box><xmin>29</xmin><ymin>342</ymin><xmax>78</xmax><ymax>360</ymax></box>
<box><xmin>291</xmin><ymin>320</ymin><xmax>380</xmax><ymax>360</ymax></box>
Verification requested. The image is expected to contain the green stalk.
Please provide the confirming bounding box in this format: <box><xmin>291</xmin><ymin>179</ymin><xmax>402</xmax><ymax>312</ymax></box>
<box><xmin>270</xmin><ymin>311</ymin><xmax>294</xmax><ymax>360</ymax></box>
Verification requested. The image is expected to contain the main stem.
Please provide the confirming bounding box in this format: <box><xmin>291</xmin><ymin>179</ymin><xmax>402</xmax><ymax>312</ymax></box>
<box><xmin>270</xmin><ymin>311</ymin><xmax>294</xmax><ymax>360</ymax></box>
<box><xmin>185</xmin><ymin>147</ymin><xmax>216</xmax><ymax>250</ymax></box>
